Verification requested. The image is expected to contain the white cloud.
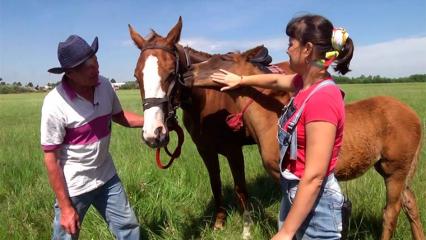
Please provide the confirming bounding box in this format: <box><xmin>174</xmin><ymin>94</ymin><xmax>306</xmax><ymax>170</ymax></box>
<box><xmin>347</xmin><ymin>36</ymin><xmax>426</xmax><ymax>77</ymax></box>
<box><xmin>180</xmin><ymin>37</ymin><xmax>287</xmax><ymax>53</ymax></box>
<box><xmin>125</xmin><ymin>35</ymin><xmax>426</xmax><ymax>78</ymax></box>
<box><xmin>182</xmin><ymin>36</ymin><xmax>426</xmax><ymax>77</ymax></box>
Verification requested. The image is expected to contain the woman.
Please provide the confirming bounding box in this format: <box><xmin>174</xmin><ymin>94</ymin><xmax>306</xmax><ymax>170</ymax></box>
<box><xmin>211</xmin><ymin>14</ymin><xmax>354</xmax><ymax>239</ymax></box>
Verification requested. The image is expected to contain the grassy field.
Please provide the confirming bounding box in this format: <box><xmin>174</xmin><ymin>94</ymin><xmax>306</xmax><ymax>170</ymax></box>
<box><xmin>0</xmin><ymin>82</ymin><xmax>425</xmax><ymax>240</ymax></box>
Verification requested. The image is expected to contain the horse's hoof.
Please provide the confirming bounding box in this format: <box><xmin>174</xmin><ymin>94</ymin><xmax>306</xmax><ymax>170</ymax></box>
<box><xmin>213</xmin><ymin>221</ymin><xmax>225</xmax><ymax>230</ymax></box>
<box><xmin>242</xmin><ymin>210</ymin><xmax>253</xmax><ymax>240</ymax></box>
<box><xmin>213</xmin><ymin>210</ymin><xmax>227</xmax><ymax>230</ymax></box>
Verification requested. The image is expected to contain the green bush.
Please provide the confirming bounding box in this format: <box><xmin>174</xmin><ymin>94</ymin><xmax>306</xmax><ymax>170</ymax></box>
<box><xmin>0</xmin><ymin>85</ymin><xmax>36</xmax><ymax>94</ymax></box>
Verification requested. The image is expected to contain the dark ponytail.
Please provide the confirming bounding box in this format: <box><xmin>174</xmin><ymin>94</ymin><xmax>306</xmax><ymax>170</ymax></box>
<box><xmin>334</xmin><ymin>37</ymin><xmax>354</xmax><ymax>75</ymax></box>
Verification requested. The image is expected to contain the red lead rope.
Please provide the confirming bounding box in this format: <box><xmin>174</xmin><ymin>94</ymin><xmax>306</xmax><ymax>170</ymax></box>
<box><xmin>226</xmin><ymin>97</ymin><xmax>256</xmax><ymax>132</ymax></box>
<box><xmin>155</xmin><ymin>123</ymin><xmax>185</xmax><ymax>169</ymax></box>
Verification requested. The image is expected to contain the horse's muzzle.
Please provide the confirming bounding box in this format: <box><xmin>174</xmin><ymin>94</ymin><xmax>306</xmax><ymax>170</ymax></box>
<box><xmin>142</xmin><ymin>128</ymin><xmax>170</xmax><ymax>148</ymax></box>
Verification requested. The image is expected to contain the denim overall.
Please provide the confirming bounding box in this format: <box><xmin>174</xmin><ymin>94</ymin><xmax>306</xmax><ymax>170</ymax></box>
<box><xmin>277</xmin><ymin>80</ymin><xmax>345</xmax><ymax>239</ymax></box>
<box><xmin>277</xmin><ymin>79</ymin><xmax>336</xmax><ymax>173</ymax></box>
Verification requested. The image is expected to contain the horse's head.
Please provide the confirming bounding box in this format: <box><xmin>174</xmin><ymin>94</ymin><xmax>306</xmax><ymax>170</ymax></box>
<box><xmin>189</xmin><ymin>46</ymin><xmax>273</xmax><ymax>88</ymax></box>
<box><xmin>129</xmin><ymin>17</ymin><xmax>183</xmax><ymax>148</ymax></box>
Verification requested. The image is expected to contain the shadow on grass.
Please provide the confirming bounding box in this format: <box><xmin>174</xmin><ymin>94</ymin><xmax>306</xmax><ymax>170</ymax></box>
<box><xmin>125</xmin><ymin>182</ymin><xmax>157</xmax><ymax>239</ymax></box>
<box><xmin>347</xmin><ymin>207</ymin><xmax>382</xmax><ymax>240</ymax></box>
<box><xmin>127</xmin><ymin>174</ymin><xmax>385</xmax><ymax>240</ymax></box>
<box><xmin>178</xmin><ymin>174</ymin><xmax>280</xmax><ymax>239</ymax></box>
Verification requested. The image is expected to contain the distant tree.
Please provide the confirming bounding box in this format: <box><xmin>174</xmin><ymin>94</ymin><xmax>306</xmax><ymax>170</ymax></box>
<box><xmin>26</xmin><ymin>82</ymin><xmax>34</xmax><ymax>88</ymax></box>
<box><xmin>0</xmin><ymin>77</ymin><xmax>3</xmax><ymax>82</ymax></box>
<box><xmin>110</xmin><ymin>78</ymin><xmax>116</xmax><ymax>83</ymax></box>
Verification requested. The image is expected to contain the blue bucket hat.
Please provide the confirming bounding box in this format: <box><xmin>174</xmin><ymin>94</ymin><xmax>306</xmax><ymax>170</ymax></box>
<box><xmin>48</xmin><ymin>35</ymin><xmax>98</xmax><ymax>74</ymax></box>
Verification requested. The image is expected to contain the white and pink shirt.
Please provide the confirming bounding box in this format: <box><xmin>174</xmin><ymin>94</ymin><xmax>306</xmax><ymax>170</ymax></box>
<box><xmin>40</xmin><ymin>76</ymin><xmax>123</xmax><ymax>197</ymax></box>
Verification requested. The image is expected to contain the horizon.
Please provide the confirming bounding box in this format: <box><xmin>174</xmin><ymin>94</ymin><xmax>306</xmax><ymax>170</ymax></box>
<box><xmin>1</xmin><ymin>0</ymin><xmax>425</xmax><ymax>86</ymax></box>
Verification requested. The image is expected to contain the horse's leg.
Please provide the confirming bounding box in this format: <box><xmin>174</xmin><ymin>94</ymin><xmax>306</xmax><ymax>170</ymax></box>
<box><xmin>375</xmin><ymin>161</ymin><xmax>406</xmax><ymax>240</ymax></box>
<box><xmin>401</xmin><ymin>141</ymin><xmax>425</xmax><ymax>240</ymax></box>
<box><xmin>401</xmin><ymin>187</ymin><xmax>425</xmax><ymax>240</ymax></box>
<box><xmin>258</xmin><ymin>133</ymin><xmax>281</xmax><ymax>183</ymax></box>
<box><xmin>197</xmin><ymin>148</ymin><xmax>226</xmax><ymax>230</ymax></box>
<box><xmin>222</xmin><ymin>147</ymin><xmax>253</xmax><ymax>239</ymax></box>
<box><xmin>222</xmin><ymin>147</ymin><xmax>248</xmax><ymax>211</ymax></box>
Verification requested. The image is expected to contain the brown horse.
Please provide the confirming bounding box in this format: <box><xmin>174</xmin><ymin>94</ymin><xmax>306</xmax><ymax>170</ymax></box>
<box><xmin>128</xmin><ymin>17</ymin><xmax>263</xmax><ymax>230</ymax></box>
<box><xmin>188</xmin><ymin>46</ymin><xmax>425</xmax><ymax>240</ymax></box>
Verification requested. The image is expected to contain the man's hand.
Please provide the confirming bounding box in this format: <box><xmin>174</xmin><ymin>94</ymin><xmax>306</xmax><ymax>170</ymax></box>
<box><xmin>43</xmin><ymin>151</ymin><xmax>80</xmax><ymax>235</ymax></box>
<box><xmin>60</xmin><ymin>205</ymin><xmax>80</xmax><ymax>235</ymax></box>
<box><xmin>271</xmin><ymin>231</ymin><xmax>293</xmax><ymax>240</ymax></box>
<box><xmin>112</xmin><ymin>111</ymin><xmax>144</xmax><ymax>128</ymax></box>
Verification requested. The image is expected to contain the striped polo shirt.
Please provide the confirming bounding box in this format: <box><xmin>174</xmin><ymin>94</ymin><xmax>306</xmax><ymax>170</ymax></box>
<box><xmin>40</xmin><ymin>75</ymin><xmax>123</xmax><ymax>197</ymax></box>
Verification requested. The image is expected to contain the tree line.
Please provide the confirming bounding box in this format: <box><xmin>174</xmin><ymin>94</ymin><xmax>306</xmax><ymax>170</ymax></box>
<box><xmin>0</xmin><ymin>74</ymin><xmax>425</xmax><ymax>94</ymax></box>
<box><xmin>334</xmin><ymin>74</ymin><xmax>426</xmax><ymax>84</ymax></box>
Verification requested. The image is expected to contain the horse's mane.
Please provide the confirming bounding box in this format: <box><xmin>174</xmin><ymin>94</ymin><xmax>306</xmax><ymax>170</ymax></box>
<box><xmin>184</xmin><ymin>46</ymin><xmax>213</xmax><ymax>58</ymax></box>
<box><xmin>146</xmin><ymin>30</ymin><xmax>161</xmax><ymax>41</ymax></box>
<box><xmin>143</xmin><ymin>31</ymin><xmax>213</xmax><ymax>60</ymax></box>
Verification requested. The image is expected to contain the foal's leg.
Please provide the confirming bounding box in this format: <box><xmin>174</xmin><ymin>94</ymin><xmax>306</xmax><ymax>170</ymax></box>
<box><xmin>375</xmin><ymin>162</ymin><xmax>406</xmax><ymax>240</ymax></box>
<box><xmin>197</xmin><ymin>148</ymin><xmax>226</xmax><ymax>229</ymax></box>
<box><xmin>402</xmin><ymin>187</ymin><xmax>425</xmax><ymax>240</ymax></box>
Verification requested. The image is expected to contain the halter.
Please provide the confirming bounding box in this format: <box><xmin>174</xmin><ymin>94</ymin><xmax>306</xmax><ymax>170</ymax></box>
<box><xmin>139</xmin><ymin>44</ymin><xmax>191</xmax><ymax>169</ymax></box>
<box><xmin>140</xmin><ymin>44</ymin><xmax>191</xmax><ymax>123</ymax></box>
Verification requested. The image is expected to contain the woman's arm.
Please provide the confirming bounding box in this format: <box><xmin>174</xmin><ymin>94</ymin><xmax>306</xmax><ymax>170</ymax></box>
<box><xmin>211</xmin><ymin>69</ymin><xmax>296</xmax><ymax>91</ymax></box>
<box><xmin>272</xmin><ymin>121</ymin><xmax>336</xmax><ymax>240</ymax></box>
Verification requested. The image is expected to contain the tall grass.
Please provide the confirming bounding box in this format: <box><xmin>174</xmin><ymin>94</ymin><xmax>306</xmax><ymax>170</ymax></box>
<box><xmin>0</xmin><ymin>82</ymin><xmax>424</xmax><ymax>239</ymax></box>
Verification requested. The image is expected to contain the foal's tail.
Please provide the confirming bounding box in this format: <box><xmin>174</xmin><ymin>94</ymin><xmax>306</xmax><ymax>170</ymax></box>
<box><xmin>405</xmin><ymin>119</ymin><xmax>423</xmax><ymax>187</ymax></box>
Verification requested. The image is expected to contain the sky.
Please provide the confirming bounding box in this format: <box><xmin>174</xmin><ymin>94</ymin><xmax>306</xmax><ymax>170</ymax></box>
<box><xmin>1</xmin><ymin>0</ymin><xmax>426</xmax><ymax>86</ymax></box>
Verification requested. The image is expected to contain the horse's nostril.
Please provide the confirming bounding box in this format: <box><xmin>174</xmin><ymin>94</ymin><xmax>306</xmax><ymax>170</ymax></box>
<box><xmin>154</xmin><ymin>126</ymin><xmax>163</xmax><ymax>137</ymax></box>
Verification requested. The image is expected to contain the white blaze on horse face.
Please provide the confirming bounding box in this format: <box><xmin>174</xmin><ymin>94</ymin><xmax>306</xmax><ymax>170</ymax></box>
<box><xmin>142</xmin><ymin>55</ymin><xmax>167</xmax><ymax>143</ymax></box>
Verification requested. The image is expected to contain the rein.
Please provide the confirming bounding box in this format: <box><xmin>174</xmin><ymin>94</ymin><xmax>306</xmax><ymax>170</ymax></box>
<box><xmin>140</xmin><ymin>44</ymin><xmax>190</xmax><ymax>169</ymax></box>
<box><xmin>155</xmin><ymin>120</ymin><xmax>185</xmax><ymax>169</ymax></box>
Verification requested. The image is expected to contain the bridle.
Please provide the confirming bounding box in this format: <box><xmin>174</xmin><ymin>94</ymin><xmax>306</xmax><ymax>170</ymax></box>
<box><xmin>139</xmin><ymin>44</ymin><xmax>190</xmax><ymax>169</ymax></box>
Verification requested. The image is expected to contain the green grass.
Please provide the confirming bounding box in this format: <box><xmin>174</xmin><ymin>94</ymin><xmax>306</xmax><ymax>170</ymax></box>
<box><xmin>0</xmin><ymin>82</ymin><xmax>425</xmax><ymax>239</ymax></box>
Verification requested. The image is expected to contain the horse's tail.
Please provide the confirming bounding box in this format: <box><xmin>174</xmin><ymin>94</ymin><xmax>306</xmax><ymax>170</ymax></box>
<box><xmin>405</xmin><ymin>116</ymin><xmax>423</xmax><ymax>187</ymax></box>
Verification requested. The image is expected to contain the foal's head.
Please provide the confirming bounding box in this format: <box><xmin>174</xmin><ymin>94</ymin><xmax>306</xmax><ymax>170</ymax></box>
<box><xmin>189</xmin><ymin>46</ymin><xmax>270</xmax><ymax>88</ymax></box>
<box><xmin>129</xmin><ymin>17</ymin><xmax>182</xmax><ymax>148</ymax></box>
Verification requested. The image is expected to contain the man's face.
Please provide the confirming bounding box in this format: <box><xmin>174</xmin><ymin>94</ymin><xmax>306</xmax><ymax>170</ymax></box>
<box><xmin>67</xmin><ymin>55</ymin><xmax>99</xmax><ymax>87</ymax></box>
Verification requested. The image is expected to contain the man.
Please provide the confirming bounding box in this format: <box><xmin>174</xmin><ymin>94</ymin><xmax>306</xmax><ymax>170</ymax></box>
<box><xmin>41</xmin><ymin>34</ymin><xmax>143</xmax><ymax>239</ymax></box>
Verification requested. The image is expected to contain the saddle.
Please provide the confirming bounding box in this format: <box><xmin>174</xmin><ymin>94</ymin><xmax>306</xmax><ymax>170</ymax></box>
<box><xmin>249</xmin><ymin>46</ymin><xmax>273</xmax><ymax>72</ymax></box>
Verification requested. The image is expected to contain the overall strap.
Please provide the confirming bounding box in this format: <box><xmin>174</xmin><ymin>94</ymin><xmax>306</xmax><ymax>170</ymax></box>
<box><xmin>287</xmin><ymin>79</ymin><xmax>335</xmax><ymax>131</ymax></box>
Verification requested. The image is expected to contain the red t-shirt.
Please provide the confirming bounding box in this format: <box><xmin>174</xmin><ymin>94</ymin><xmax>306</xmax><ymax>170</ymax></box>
<box><xmin>283</xmin><ymin>75</ymin><xmax>345</xmax><ymax>178</ymax></box>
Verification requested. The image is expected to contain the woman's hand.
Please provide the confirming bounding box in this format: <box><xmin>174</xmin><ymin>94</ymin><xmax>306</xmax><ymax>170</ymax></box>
<box><xmin>210</xmin><ymin>69</ymin><xmax>242</xmax><ymax>91</ymax></box>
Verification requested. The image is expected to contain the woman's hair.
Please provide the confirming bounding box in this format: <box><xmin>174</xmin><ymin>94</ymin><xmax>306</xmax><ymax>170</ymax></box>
<box><xmin>285</xmin><ymin>14</ymin><xmax>354</xmax><ymax>75</ymax></box>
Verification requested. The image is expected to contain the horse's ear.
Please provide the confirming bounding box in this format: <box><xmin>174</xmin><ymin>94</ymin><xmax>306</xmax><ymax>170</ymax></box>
<box><xmin>166</xmin><ymin>16</ymin><xmax>182</xmax><ymax>45</ymax></box>
<box><xmin>128</xmin><ymin>24</ymin><xmax>145</xmax><ymax>49</ymax></box>
<box><xmin>242</xmin><ymin>45</ymin><xmax>267</xmax><ymax>60</ymax></box>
